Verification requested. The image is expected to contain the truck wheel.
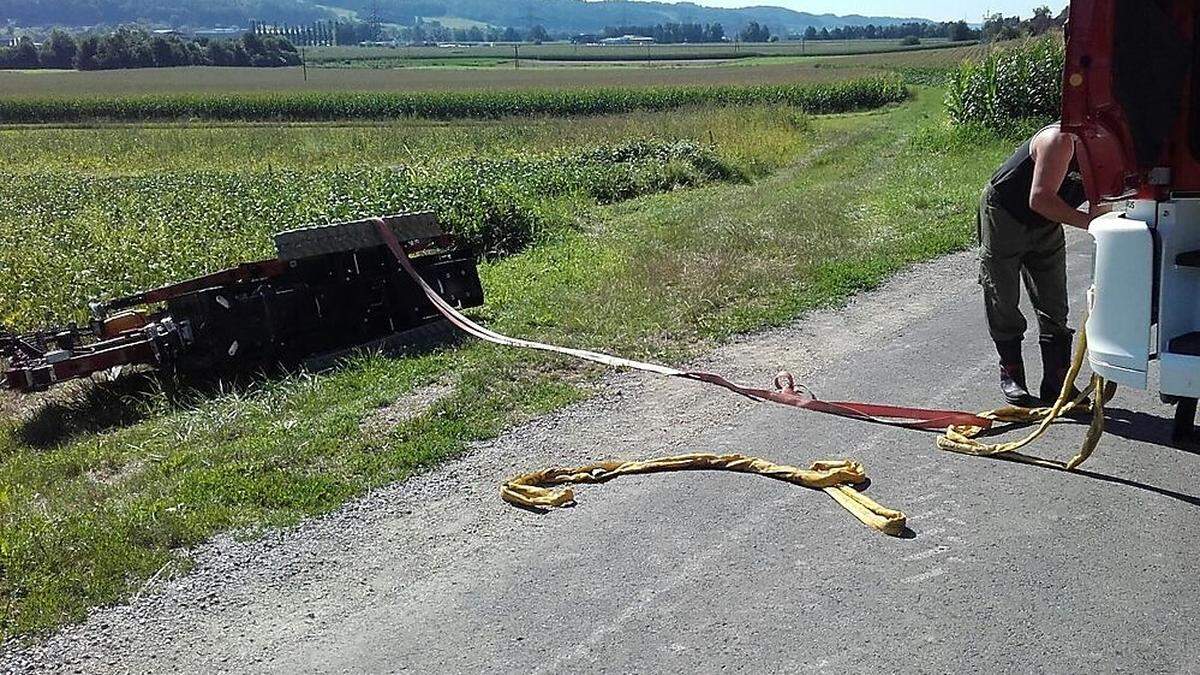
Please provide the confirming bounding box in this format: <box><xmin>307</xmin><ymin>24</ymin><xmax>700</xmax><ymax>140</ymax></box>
<box><xmin>1172</xmin><ymin>397</ymin><xmax>1198</xmax><ymax>445</ymax></box>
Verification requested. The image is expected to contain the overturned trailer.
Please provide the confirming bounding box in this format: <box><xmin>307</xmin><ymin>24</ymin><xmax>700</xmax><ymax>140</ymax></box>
<box><xmin>0</xmin><ymin>213</ymin><xmax>483</xmax><ymax>392</ymax></box>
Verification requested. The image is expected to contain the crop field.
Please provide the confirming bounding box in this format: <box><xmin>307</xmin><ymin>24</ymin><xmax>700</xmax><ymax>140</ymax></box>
<box><xmin>0</xmin><ymin>101</ymin><xmax>826</xmax><ymax>330</ymax></box>
<box><xmin>0</xmin><ymin>61</ymin><xmax>884</xmax><ymax>97</ymax></box>
<box><xmin>0</xmin><ymin>105</ymin><xmax>811</xmax><ymax>174</ymax></box>
<box><xmin>0</xmin><ymin>41</ymin><xmax>984</xmax><ymax>99</ymax></box>
<box><xmin>0</xmin><ymin>77</ymin><xmax>907</xmax><ymax>123</ymax></box>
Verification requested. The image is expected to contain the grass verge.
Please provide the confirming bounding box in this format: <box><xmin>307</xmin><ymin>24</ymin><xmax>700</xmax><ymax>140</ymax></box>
<box><xmin>1</xmin><ymin>88</ymin><xmax>1015</xmax><ymax>639</ymax></box>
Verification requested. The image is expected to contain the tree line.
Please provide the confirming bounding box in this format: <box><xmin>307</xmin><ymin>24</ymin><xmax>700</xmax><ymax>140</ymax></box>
<box><xmin>980</xmin><ymin>6</ymin><xmax>1065</xmax><ymax>42</ymax></box>
<box><xmin>0</xmin><ymin>29</ymin><xmax>301</xmax><ymax>70</ymax></box>
<box><xmin>251</xmin><ymin>20</ymin><xmax>338</xmax><ymax>47</ymax></box>
<box><xmin>581</xmin><ymin>21</ymin><xmax>773</xmax><ymax>44</ymax></box>
<box><xmin>0</xmin><ymin>0</ymin><xmax>328</xmax><ymax>28</ymax></box>
<box><xmin>355</xmin><ymin>20</ymin><xmax>549</xmax><ymax>45</ymax></box>
<box><xmin>801</xmin><ymin>21</ymin><xmax>977</xmax><ymax>42</ymax></box>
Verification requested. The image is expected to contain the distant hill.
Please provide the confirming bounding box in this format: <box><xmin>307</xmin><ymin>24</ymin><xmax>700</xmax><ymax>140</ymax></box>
<box><xmin>3</xmin><ymin>0</ymin><xmax>934</xmax><ymax>35</ymax></box>
<box><xmin>1</xmin><ymin>1</ymin><xmax>331</xmax><ymax>28</ymax></box>
<box><xmin>333</xmin><ymin>1</ymin><xmax>935</xmax><ymax>34</ymax></box>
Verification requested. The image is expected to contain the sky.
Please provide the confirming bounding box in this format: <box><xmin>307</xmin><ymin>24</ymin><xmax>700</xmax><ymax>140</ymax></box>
<box><xmin>686</xmin><ymin>1</ymin><xmax>1061</xmax><ymax>22</ymax></box>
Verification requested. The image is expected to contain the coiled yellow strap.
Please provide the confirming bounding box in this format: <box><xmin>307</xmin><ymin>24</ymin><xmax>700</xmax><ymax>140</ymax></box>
<box><xmin>938</xmin><ymin>328</ymin><xmax>1117</xmax><ymax>471</ymax></box>
<box><xmin>501</xmin><ymin>453</ymin><xmax>909</xmax><ymax>537</ymax></box>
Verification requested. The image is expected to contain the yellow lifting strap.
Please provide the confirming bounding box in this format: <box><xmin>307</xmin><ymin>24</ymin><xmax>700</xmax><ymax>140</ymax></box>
<box><xmin>379</xmin><ymin>218</ymin><xmax>1117</xmax><ymax>536</ymax></box>
<box><xmin>937</xmin><ymin>327</ymin><xmax>1118</xmax><ymax>471</ymax></box>
<box><xmin>499</xmin><ymin>330</ymin><xmax>1113</xmax><ymax>538</ymax></box>
<box><xmin>501</xmin><ymin>453</ymin><xmax>909</xmax><ymax>537</ymax></box>
<box><xmin>499</xmin><ymin>331</ymin><xmax>1111</xmax><ymax>538</ymax></box>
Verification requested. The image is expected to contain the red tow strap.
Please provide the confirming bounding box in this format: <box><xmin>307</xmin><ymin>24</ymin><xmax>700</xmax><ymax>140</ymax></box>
<box><xmin>373</xmin><ymin>219</ymin><xmax>995</xmax><ymax>433</ymax></box>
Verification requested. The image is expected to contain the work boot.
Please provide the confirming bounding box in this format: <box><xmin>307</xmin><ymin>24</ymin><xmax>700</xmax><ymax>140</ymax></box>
<box><xmin>1039</xmin><ymin>332</ymin><xmax>1088</xmax><ymax>406</ymax></box>
<box><xmin>995</xmin><ymin>339</ymin><xmax>1037</xmax><ymax>407</ymax></box>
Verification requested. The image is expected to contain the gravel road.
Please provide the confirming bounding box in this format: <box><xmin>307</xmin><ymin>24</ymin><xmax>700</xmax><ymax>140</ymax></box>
<box><xmin>4</xmin><ymin>230</ymin><xmax>1199</xmax><ymax>674</ymax></box>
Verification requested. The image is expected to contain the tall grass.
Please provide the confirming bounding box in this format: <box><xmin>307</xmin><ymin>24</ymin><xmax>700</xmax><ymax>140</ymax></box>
<box><xmin>944</xmin><ymin>37</ymin><xmax>1064</xmax><ymax>132</ymax></box>
<box><xmin>0</xmin><ymin>77</ymin><xmax>907</xmax><ymax>123</ymax></box>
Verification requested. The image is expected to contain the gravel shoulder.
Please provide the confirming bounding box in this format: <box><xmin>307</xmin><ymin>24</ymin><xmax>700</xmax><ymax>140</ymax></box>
<box><xmin>5</xmin><ymin>232</ymin><xmax>1199</xmax><ymax>674</ymax></box>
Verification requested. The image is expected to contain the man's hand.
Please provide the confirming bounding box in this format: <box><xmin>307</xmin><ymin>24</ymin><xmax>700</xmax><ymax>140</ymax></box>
<box><xmin>1090</xmin><ymin>201</ymin><xmax>1117</xmax><ymax>219</ymax></box>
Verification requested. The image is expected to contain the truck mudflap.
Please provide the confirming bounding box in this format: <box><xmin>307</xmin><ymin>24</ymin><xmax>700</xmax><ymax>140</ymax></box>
<box><xmin>1086</xmin><ymin>210</ymin><xmax>1154</xmax><ymax>388</ymax></box>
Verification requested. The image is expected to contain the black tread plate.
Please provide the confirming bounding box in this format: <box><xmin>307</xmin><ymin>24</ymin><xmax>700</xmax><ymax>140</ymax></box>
<box><xmin>1176</xmin><ymin>250</ymin><xmax>1200</xmax><ymax>267</ymax></box>
<box><xmin>1169</xmin><ymin>331</ymin><xmax>1200</xmax><ymax>356</ymax></box>
<box><xmin>274</xmin><ymin>212</ymin><xmax>443</xmax><ymax>261</ymax></box>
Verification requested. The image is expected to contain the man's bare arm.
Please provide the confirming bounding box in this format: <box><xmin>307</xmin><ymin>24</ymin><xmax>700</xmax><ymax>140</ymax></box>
<box><xmin>1029</xmin><ymin>131</ymin><xmax>1094</xmax><ymax>229</ymax></box>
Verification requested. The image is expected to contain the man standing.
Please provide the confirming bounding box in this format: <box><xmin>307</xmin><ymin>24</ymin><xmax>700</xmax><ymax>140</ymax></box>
<box><xmin>979</xmin><ymin>123</ymin><xmax>1104</xmax><ymax>406</ymax></box>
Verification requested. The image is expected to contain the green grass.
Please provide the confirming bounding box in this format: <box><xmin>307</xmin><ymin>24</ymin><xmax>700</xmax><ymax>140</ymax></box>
<box><xmin>0</xmin><ymin>89</ymin><xmax>1015</xmax><ymax>639</ymax></box>
<box><xmin>0</xmin><ymin>77</ymin><xmax>906</xmax><ymax>123</ymax></box>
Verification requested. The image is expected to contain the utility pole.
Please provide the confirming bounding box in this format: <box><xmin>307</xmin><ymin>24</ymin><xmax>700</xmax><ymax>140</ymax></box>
<box><xmin>514</xmin><ymin>43</ymin><xmax>520</xmax><ymax>68</ymax></box>
<box><xmin>368</xmin><ymin>0</ymin><xmax>382</xmax><ymax>41</ymax></box>
<box><xmin>983</xmin><ymin>10</ymin><xmax>991</xmax><ymax>53</ymax></box>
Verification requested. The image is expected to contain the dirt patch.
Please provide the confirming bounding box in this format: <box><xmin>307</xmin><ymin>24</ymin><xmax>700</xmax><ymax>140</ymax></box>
<box><xmin>86</xmin><ymin>459</ymin><xmax>145</xmax><ymax>487</ymax></box>
<box><xmin>359</xmin><ymin>381</ymin><xmax>457</xmax><ymax>437</ymax></box>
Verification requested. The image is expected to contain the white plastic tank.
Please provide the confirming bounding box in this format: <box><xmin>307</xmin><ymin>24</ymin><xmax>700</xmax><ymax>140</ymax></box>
<box><xmin>1086</xmin><ymin>205</ymin><xmax>1154</xmax><ymax>388</ymax></box>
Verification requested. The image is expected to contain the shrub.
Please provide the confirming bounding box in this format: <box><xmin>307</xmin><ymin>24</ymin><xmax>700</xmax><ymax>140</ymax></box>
<box><xmin>944</xmin><ymin>36</ymin><xmax>1063</xmax><ymax>133</ymax></box>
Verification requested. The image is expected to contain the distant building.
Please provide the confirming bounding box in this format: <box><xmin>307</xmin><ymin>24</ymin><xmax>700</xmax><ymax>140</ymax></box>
<box><xmin>194</xmin><ymin>27</ymin><xmax>244</xmax><ymax>40</ymax></box>
<box><xmin>600</xmin><ymin>35</ymin><xmax>654</xmax><ymax>45</ymax></box>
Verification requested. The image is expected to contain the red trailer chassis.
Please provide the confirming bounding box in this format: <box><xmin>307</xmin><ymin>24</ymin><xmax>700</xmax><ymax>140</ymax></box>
<box><xmin>0</xmin><ymin>213</ymin><xmax>484</xmax><ymax>392</ymax></box>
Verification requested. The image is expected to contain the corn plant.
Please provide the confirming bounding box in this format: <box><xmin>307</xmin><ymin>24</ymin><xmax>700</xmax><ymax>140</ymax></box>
<box><xmin>945</xmin><ymin>37</ymin><xmax>1064</xmax><ymax>133</ymax></box>
<box><xmin>0</xmin><ymin>78</ymin><xmax>908</xmax><ymax>124</ymax></box>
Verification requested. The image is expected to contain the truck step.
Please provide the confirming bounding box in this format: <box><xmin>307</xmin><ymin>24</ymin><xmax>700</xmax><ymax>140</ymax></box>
<box><xmin>1169</xmin><ymin>332</ymin><xmax>1200</xmax><ymax>356</ymax></box>
<box><xmin>1175</xmin><ymin>250</ymin><xmax>1200</xmax><ymax>267</ymax></box>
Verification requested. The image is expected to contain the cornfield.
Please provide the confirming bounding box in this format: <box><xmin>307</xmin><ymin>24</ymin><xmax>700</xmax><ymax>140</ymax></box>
<box><xmin>944</xmin><ymin>37</ymin><xmax>1064</xmax><ymax>132</ymax></box>
<box><xmin>0</xmin><ymin>141</ymin><xmax>737</xmax><ymax>329</ymax></box>
<box><xmin>0</xmin><ymin>78</ymin><xmax>908</xmax><ymax>123</ymax></box>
